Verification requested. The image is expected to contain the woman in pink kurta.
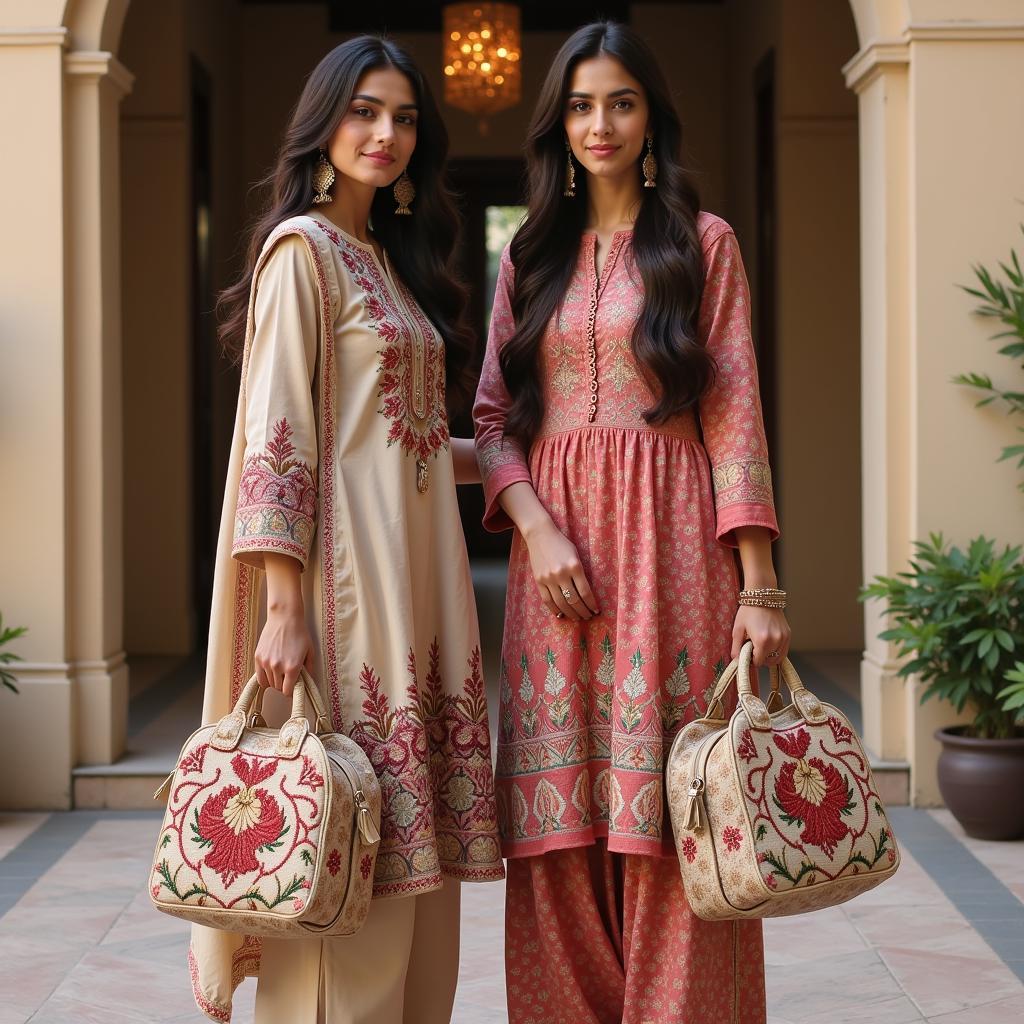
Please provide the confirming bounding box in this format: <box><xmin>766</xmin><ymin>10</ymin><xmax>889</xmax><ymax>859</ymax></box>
<box><xmin>474</xmin><ymin>21</ymin><xmax>788</xmax><ymax>1024</ymax></box>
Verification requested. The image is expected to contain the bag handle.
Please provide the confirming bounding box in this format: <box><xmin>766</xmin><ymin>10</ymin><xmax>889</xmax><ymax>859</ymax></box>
<box><xmin>210</xmin><ymin>669</ymin><xmax>333</xmax><ymax>758</ymax></box>
<box><xmin>247</xmin><ymin>669</ymin><xmax>332</xmax><ymax>732</ymax></box>
<box><xmin>705</xmin><ymin>642</ymin><xmax>783</xmax><ymax>720</ymax></box>
<box><xmin>705</xmin><ymin>641</ymin><xmax>827</xmax><ymax>731</ymax></box>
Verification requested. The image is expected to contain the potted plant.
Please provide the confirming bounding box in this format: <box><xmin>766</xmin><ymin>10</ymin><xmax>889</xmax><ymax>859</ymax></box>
<box><xmin>861</xmin><ymin>535</ymin><xmax>1024</xmax><ymax>840</ymax></box>
<box><xmin>0</xmin><ymin>613</ymin><xmax>27</xmax><ymax>694</ymax></box>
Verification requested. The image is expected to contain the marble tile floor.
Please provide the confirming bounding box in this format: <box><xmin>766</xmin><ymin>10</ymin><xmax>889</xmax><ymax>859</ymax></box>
<box><xmin>0</xmin><ymin>808</ymin><xmax>1021</xmax><ymax>1024</ymax></box>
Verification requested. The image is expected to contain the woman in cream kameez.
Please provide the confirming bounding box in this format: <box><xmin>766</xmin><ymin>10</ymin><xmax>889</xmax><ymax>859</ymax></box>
<box><xmin>190</xmin><ymin>36</ymin><xmax>503</xmax><ymax>1024</ymax></box>
<box><xmin>474</xmin><ymin>22</ymin><xmax>790</xmax><ymax>1024</ymax></box>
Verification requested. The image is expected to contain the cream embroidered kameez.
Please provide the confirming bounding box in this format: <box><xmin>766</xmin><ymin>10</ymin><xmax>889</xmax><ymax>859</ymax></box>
<box><xmin>188</xmin><ymin>214</ymin><xmax>503</xmax><ymax>1022</ymax></box>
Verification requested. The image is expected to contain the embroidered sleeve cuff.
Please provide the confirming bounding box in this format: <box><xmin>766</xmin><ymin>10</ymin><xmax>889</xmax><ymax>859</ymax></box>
<box><xmin>232</xmin><ymin>513</ymin><xmax>315</xmax><ymax>569</ymax></box>
<box><xmin>232</xmin><ymin>418</ymin><xmax>317</xmax><ymax>570</ymax></box>
<box><xmin>711</xmin><ymin>457</ymin><xmax>778</xmax><ymax>546</ymax></box>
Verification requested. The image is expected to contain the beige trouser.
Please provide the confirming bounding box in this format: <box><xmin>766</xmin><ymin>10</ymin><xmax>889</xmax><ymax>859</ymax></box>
<box><xmin>255</xmin><ymin>880</ymin><xmax>462</xmax><ymax>1024</ymax></box>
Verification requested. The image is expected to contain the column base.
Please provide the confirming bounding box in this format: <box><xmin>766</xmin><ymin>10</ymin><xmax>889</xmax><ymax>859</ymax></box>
<box><xmin>0</xmin><ymin>666</ymin><xmax>74</xmax><ymax>809</ymax></box>
<box><xmin>860</xmin><ymin>649</ymin><xmax>908</xmax><ymax>761</ymax></box>
<box><xmin>74</xmin><ymin>652</ymin><xmax>129</xmax><ymax>766</ymax></box>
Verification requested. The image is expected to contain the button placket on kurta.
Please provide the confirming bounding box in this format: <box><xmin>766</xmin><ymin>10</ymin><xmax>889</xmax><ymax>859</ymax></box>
<box><xmin>583</xmin><ymin>231</ymin><xmax>630</xmax><ymax>425</ymax></box>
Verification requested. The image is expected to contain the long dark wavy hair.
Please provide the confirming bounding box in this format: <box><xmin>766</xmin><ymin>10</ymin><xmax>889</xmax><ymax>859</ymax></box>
<box><xmin>217</xmin><ymin>36</ymin><xmax>475</xmax><ymax>412</ymax></box>
<box><xmin>500</xmin><ymin>21</ymin><xmax>712</xmax><ymax>448</ymax></box>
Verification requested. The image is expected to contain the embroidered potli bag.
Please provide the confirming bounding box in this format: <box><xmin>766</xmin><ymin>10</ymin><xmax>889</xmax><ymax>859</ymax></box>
<box><xmin>666</xmin><ymin>641</ymin><xmax>900</xmax><ymax>920</ymax></box>
<box><xmin>150</xmin><ymin>671</ymin><xmax>381</xmax><ymax>937</ymax></box>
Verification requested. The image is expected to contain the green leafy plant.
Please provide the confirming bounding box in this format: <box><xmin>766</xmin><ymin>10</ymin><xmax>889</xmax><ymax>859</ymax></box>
<box><xmin>0</xmin><ymin>614</ymin><xmax>27</xmax><ymax>694</ymax></box>
<box><xmin>860</xmin><ymin>535</ymin><xmax>1024</xmax><ymax>740</ymax></box>
<box><xmin>954</xmin><ymin>225</ymin><xmax>1024</xmax><ymax>489</ymax></box>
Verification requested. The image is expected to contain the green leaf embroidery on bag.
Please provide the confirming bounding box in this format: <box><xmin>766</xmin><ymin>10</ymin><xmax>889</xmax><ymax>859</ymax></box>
<box><xmin>257</xmin><ymin>823</ymin><xmax>290</xmax><ymax>854</ymax></box>
<box><xmin>190</xmin><ymin>808</ymin><xmax>213</xmax><ymax>849</ymax></box>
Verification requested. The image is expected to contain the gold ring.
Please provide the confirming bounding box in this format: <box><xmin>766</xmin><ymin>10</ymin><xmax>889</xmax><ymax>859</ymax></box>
<box><xmin>768</xmin><ymin>650</ymin><xmax>781</xmax><ymax>659</ymax></box>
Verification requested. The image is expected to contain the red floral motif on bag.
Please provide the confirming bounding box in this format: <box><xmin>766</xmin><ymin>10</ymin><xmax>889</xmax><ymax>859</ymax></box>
<box><xmin>772</xmin><ymin>728</ymin><xmax>851</xmax><ymax>857</ymax></box>
<box><xmin>827</xmin><ymin>715</ymin><xmax>854</xmax><ymax>745</ymax></box>
<box><xmin>194</xmin><ymin>754</ymin><xmax>287</xmax><ymax>886</ymax></box>
<box><xmin>681</xmin><ymin>835</ymin><xmax>698</xmax><ymax>862</ymax></box>
<box><xmin>722</xmin><ymin>825</ymin><xmax>743</xmax><ymax>851</ymax></box>
<box><xmin>360</xmin><ymin>854</ymin><xmax>373</xmax><ymax>880</ymax></box>
<box><xmin>326</xmin><ymin>849</ymin><xmax>341</xmax><ymax>876</ymax></box>
<box><xmin>180</xmin><ymin>743</ymin><xmax>209</xmax><ymax>774</ymax></box>
<box><xmin>737</xmin><ymin>728</ymin><xmax>757</xmax><ymax>763</ymax></box>
<box><xmin>298</xmin><ymin>756</ymin><xmax>324</xmax><ymax>790</ymax></box>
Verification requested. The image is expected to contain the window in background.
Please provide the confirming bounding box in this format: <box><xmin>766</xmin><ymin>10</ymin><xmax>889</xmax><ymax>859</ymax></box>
<box><xmin>484</xmin><ymin>205</ymin><xmax>526</xmax><ymax>325</ymax></box>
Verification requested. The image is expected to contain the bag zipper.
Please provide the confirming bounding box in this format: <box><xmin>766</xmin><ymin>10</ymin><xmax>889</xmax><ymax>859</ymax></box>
<box><xmin>326</xmin><ymin>752</ymin><xmax>381</xmax><ymax>845</ymax></box>
<box><xmin>681</xmin><ymin>731</ymin><xmax>720</xmax><ymax>834</ymax></box>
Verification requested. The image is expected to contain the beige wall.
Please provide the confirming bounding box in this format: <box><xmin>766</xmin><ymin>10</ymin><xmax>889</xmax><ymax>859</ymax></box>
<box><xmin>776</xmin><ymin>1</ymin><xmax>861</xmax><ymax>650</ymax></box>
<box><xmin>120</xmin><ymin>2</ymin><xmax>191</xmax><ymax>653</ymax></box>
<box><xmin>0</xmin><ymin>0</ymin><xmax>133</xmax><ymax>806</ymax></box>
<box><xmin>724</xmin><ymin>0</ymin><xmax>863</xmax><ymax>651</ymax></box>
<box><xmin>120</xmin><ymin>0</ymin><xmax>245</xmax><ymax>654</ymax></box>
<box><xmin>848</xmin><ymin>0</ymin><xmax>1024</xmax><ymax>802</ymax></box>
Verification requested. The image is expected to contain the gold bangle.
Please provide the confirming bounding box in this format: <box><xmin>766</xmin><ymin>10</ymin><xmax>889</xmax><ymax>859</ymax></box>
<box><xmin>738</xmin><ymin>587</ymin><xmax>787</xmax><ymax>609</ymax></box>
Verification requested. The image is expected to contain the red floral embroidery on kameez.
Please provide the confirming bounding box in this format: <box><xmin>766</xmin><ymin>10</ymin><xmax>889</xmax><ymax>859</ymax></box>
<box><xmin>331</xmin><ymin>241</ymin><xmax>450</xmax><ymax>467</ymax></box>
<box><xmin>348</xmin><ymin>638</ymin><xmax>501</xmax><ymax>896</ymax></box>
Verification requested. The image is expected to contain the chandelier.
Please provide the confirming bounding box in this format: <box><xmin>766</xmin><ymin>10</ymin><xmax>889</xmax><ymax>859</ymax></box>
<box><xmin>442</xmin><ymin>3</ymin><xmax>522</xmax><ymax>126</ymax></box>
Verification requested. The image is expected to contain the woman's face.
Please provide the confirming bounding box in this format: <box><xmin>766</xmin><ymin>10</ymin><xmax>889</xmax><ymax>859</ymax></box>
<box><xmin>326</xmin><ymin>67</ymin><xmax>418</xmax><ymax>190</ymax></box>
<box><xmin>563</xmin><ymin>54</ymin><xmax>649</xmax><ymax>184</ymax></box>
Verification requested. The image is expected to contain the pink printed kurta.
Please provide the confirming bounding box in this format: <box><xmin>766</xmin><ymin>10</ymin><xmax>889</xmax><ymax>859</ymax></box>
<box><xmin>473</xmin><ymin>213</ymin><xmax>779</xmax><ymax>859</ymax></box>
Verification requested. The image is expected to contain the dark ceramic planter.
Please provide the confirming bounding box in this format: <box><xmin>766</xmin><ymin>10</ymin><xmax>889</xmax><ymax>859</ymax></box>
<box><xmin>935</xmin><ymin>726</ymin><xmax>1024</xmax><ymax>841</ymax></box>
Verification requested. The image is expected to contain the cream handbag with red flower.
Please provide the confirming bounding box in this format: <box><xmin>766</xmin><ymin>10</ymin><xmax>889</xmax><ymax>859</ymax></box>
<box><xmin>149</xmin><ymin>671</ymin><xmax>381</xmax><ymax>937</ymax></box>
<box><xmin>666</xmin><ymin>642</ymin><xmax>900</xmax><ymax>920</ymax></box>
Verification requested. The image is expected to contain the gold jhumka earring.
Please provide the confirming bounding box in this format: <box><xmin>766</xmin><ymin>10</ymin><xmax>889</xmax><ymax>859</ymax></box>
<box><xmin>312</xmin><ymin>150</ymin><xmax>335</xmax><ymax>204</ymax></box>
<box><xmin>563</xmin><ymin>140</ymin><xmax>576</xmax><ymax>198</ymax></box>
<box><xmin>642</xmin><ymin>135</ymin><xmax>657</xmax><ymax>189</ymax></box>
<box><xmin>394</xmin><ymin>171</ymin><xmax>415</xmax><ymax>215</ymax></box>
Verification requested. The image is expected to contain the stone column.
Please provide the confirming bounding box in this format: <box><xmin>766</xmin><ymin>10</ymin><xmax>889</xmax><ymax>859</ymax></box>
<box><xmin>0</xmin><ymin>0</ymin><xmax>130</xmax><ymax>807</ymax></box>
<box><xmin>0</xmin><ymin>22</ymin><xmax>75</xmax><ymax>808</ymax></box>
<box><xmin>846</xmin><ymin>0</ymin><xmax>1024</xmax><ymax>804</ymax></box>
<box><xmin>64</xmin><ymin>48</ymin><xmax>133</xmax><ymax>767</ymax></box>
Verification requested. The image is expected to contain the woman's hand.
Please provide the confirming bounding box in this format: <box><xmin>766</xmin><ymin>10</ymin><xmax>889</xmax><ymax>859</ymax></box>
<box><xmin>523</xmin><ymin>519</ymin><xmax>599</xmax><ymax>622</ymax></box>
<box><xmin>256</xmin><ymin>552</ymin><xmax>312</xmax><ymax>696</ymax></box>
<box><xmin>497</xmin><ymin>481</ymin><xmax>599</xmax><ymax>622</ymax></box>
<box><xmin>255</xmin><ymin>606</ymin><xmax>313</xmax><ymax>696</ymax></box>
<box><xmin>731</xmin><ymin>605</ymin><xmax>791</xmax><ymax>667</ymax></box>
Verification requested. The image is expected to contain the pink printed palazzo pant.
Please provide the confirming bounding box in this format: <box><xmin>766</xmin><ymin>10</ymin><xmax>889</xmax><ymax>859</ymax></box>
<box><xmin>505</xmin><ymin>844</ymin><xmax>766</xmax><ymax>1024</ymax></box>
